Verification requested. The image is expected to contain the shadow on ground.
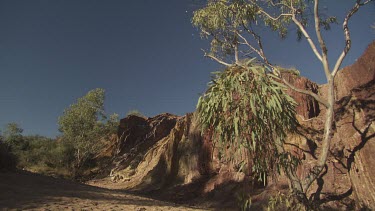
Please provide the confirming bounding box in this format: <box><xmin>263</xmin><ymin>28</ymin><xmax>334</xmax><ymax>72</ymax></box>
<box><xmin>0</xmin><ymin>170</ymin><xmax>205</xmax><ymax>210</ymax></box>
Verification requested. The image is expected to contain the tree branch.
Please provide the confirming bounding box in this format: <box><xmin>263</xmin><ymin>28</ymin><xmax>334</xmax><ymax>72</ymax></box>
<box><xmin>314</xmin><ymin>0</ymin><xmax>331</xmax><ymax>79</ymax></box>
<box><xmin>291</xmin><ymin>12</ymin><xmax>323</xmax><ymax>62</ymax></box>
<box><xmin>234</xmin><ymin>44</ymin><xmax>239</xmax><ymax>64</ymax></box>
<box><xmin>202</xmin><ymin>49</ymin><xmax>232</xmax><ymax>67</ymax></box>
<box><xmin>268</xmin><ymin>1</ymin><xmax>291</xmax><ymax>8</ymax></box>
<box><xmin>259</xmin><ymin>10</ymin><xmax>292</xmax><ymax>21</ymax></box>
<box><xmin>235</xmin><ymin>31</ymin><xmax>265</xmax><ymax>62</ymax></box>
<box><xmin>281</xmin><ymin>77</ymin><xmax>329</xmax><ymax>108</ymax></box>
<box><xmin>241</xmin><ymin>23</ymin><xmax>272</xmax><ymax>67</ymax></box>
<box><xmin>331</xmin><ymin>0</ymin><xmax>372</xmax><ymax>77</ymax></box>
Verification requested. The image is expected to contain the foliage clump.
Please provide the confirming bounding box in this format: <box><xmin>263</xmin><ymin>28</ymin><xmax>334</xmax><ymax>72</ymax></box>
<box><xmin>0</xmin><ymin>89</ymin><xmax>118</xmax><ymax>178</ymax></box>
<box><xmin>274</xmin><ymin>66</ymin><xmax>300</xmax><ymax>77</ymax></box>
<box><xmin>267</xmin><ymin>191</ymin><xmax>306</xmax><ymax>211</ymax></box>
<box><xmin>58</xmin><ymin>88</ymin><xmax>118</xmax><ymax>173</ymax></box>
<box><xmin>126</xmin><ymin>109</ymin><xmax>147</xmax><ymax>118</ymax></box>
<box><xmin>196</xmin><ymin>60</ymin><xmax>299</xmax><ymax>180</ymax></box>
<box><xmin>0</xmin><ymin>123</ymin><xmax>72</xmax><ymax>175</ymax></box>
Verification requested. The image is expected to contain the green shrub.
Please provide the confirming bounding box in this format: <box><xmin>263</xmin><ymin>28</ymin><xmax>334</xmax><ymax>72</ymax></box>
<box><xmin>126</xmin><ymin>109</ymin><xmax>146</xmax><ymax>118</ymax></box>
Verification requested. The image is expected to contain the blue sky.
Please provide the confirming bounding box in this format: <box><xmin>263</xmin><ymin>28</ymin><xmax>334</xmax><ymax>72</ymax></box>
<box><xmin>0</xmin><ymin>0</ymin><xmax>374</xmax><ymax>137</ymax></box>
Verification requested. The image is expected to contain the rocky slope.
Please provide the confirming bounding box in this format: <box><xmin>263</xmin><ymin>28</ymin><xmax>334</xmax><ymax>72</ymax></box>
<box><xmin>96</xmin><ymin>41</ymin><xmax>375</xmax><ymax>210</ymax></box>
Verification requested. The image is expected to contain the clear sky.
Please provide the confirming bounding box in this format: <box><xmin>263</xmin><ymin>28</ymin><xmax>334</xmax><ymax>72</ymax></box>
<box><xmin>0</xmin><ymin>0</ymin><xmax>374</xmax><ymax>138</ymax></box>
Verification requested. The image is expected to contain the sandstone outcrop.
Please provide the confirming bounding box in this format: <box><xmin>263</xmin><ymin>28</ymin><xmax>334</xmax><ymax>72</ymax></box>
<box><xmin>110</xmin><ymin>113</ymin><xmax>204</xmax><ymax>191</ymax></box>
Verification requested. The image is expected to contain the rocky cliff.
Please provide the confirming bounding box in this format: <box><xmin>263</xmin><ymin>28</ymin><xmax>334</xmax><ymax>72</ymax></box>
<box><xmin>319</xmin><ymin>41</ymin><xmax>375</xmax><ymax>209</ymax></box>
<box><xmin>104</xmin><ymin>41</ymin><xmax>375</xmax><ymax>209</ymax></box>
<box><xmin>279</xmin><ymin>41</ymin><xmax>375</xmax><ymax>209</ymax></box>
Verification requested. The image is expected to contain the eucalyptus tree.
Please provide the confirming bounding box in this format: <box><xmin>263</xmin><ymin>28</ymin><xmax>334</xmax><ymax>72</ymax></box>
<box><xmin>193</xmin><ymin>0</ymin><xmax>373</xmax><ymax>206</ymax></box>
<box><xmin>58</xmin><ymin>88</ymin><xmax>118</xmax><ymax>170</ymax></box>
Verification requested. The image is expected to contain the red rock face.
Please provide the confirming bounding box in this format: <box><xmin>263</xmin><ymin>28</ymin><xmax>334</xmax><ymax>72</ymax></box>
<box><xmin>108</xmin><ymin>42</ymin><xmax>374</xmax><ymax>209</ymax></box>
<box><xmin>334</xmin><ymin>42</ymin><xmax>375</xmax><ymax>100</ymax></box>
<box><xmin>281</xmin><ymin>72</ymin><xmax>321</xmax><ymax>119</ymax></box>
<box><xmin>198</xmin><ymin>128</ymin><xmax>214</xmax><ymax>175</ymax></box>
<box><xmin>116</xmin><ymin>113</ymin><xmax>178</xmax><ymax>156</ymax></box>
<box><xmin>294</xmin><ymin>41</ymin><xmax>375</xmax><ymax>209</ymax></box>
<box><xmin>328</xmin><ymin>42</ymin><xmax>375</xmax><ymax>209</ymax></box>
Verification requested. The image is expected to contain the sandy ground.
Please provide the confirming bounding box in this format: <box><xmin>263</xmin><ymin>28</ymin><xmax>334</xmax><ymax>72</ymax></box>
<box><xmin>0</xmin><ymin>170</ymin><xmax>208</xmax><ymax>210</ymax></box>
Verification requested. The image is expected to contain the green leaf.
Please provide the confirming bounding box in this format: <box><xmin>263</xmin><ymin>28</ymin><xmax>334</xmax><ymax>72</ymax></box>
<box><xmin>196</xmin><ymin>62</ymin><xmax>298</xmax><ymax>184</ymax></box>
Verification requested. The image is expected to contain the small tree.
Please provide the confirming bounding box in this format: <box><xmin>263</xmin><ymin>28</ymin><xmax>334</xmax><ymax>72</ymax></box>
<box><xmin>3</xmin><ymin>123</ymin><xmax>23</xmax><ymax>140</ymax></box>
<box><xmin>2</xmin><ymin>123</ymin><xmax>27</xmax><ymax>151</ymax></box>
<box><xmin>58</xmin><ymin>88</ymin><xmax>118</xmax><ymax>171</ymax></box>
<box><xmin>193</xmin><ymin>0</ymin><xmax>373</xmax><ymax>207</ymax></box>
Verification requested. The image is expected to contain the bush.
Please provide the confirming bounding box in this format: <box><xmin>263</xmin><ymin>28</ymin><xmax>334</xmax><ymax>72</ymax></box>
<box><xmin>126</xmin><ymin>109</ymin><xmax>146</xmax><ymax>118</ymax></box>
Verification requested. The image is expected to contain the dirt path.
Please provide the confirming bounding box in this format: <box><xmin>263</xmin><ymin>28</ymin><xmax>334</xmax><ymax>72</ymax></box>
<box><xmin>0</xmin><ymin>171</ymin><xmax>207</xmax><ymax>210</ymax></box>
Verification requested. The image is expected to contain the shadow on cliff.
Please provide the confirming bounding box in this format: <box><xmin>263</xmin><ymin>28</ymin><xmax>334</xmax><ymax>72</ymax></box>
<box><xmin>307</xmin><ymin>79</ymin><xmax>375</xmax><ymax>209</ymax></box>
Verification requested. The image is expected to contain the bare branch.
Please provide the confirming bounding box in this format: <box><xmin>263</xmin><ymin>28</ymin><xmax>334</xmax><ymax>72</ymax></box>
<box><xmin>234</xmin><ymin>44</ymin><xmax>239</xmax><ymax>64</ymax></box>
<box><xmin>242</xmin><ymin>23</ymin><xmax>273</xmax><ymax>67</ymax></box>
<box><xmin>314</xmin><ymin>0</ymin><xmax>331</xmax><ymax>79</ymax></box>
<box><xmin>235</xmin><ymin>31</ymin><xmax>265</xmax><ymax>61</ymax></box>
<box><xmin>281</xmin><ymin>78</ymin><xmax>329</xmax><ymax>108</ymax></box>
<box><xmin>359</xmin><ymin>0</ymin><xmax>374</xmax><ymax>5</ymax></box>
<box><xmin>297</xmin><ymin>114</ymin><xmax>323</xmax><ymax>123</ymax></box>
<box><xmin>259</xmin><ymin>10</ymin><xmax>292</xmax><ymax>21</ymax></box>
<box><xmin>331</xmin><ymin>0</ymin><xmax>372</xmax><ymax>77</ymax></box>
<box><xmin>291</xmin><ymin>12</ymin><xmax>323</xmax><ymax>62</ymax></box>
<box><xmin>202</xmin><ymin>49</ymin><xmax>232</xmax><ymax>67</ymax></box>
<box><xmin>268</xmin><ymin>1</ymin><xmax>291</xmax><ymax>8</ymax></box>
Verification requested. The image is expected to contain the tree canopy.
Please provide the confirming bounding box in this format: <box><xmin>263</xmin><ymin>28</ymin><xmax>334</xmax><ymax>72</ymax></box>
<box><xmin>192</xmin><ymin>0</ymin><xmax>337</xmax><ymax>67</ymax></box>
<box><xmin>3</xmin><ymin>122</ymin><xmax>23</xmax><ymax>140</ymax></box>
<box><xmin>58</xmin><ymin>88</ymin><xmax>118</xmax><ymax>169</ymax></box>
